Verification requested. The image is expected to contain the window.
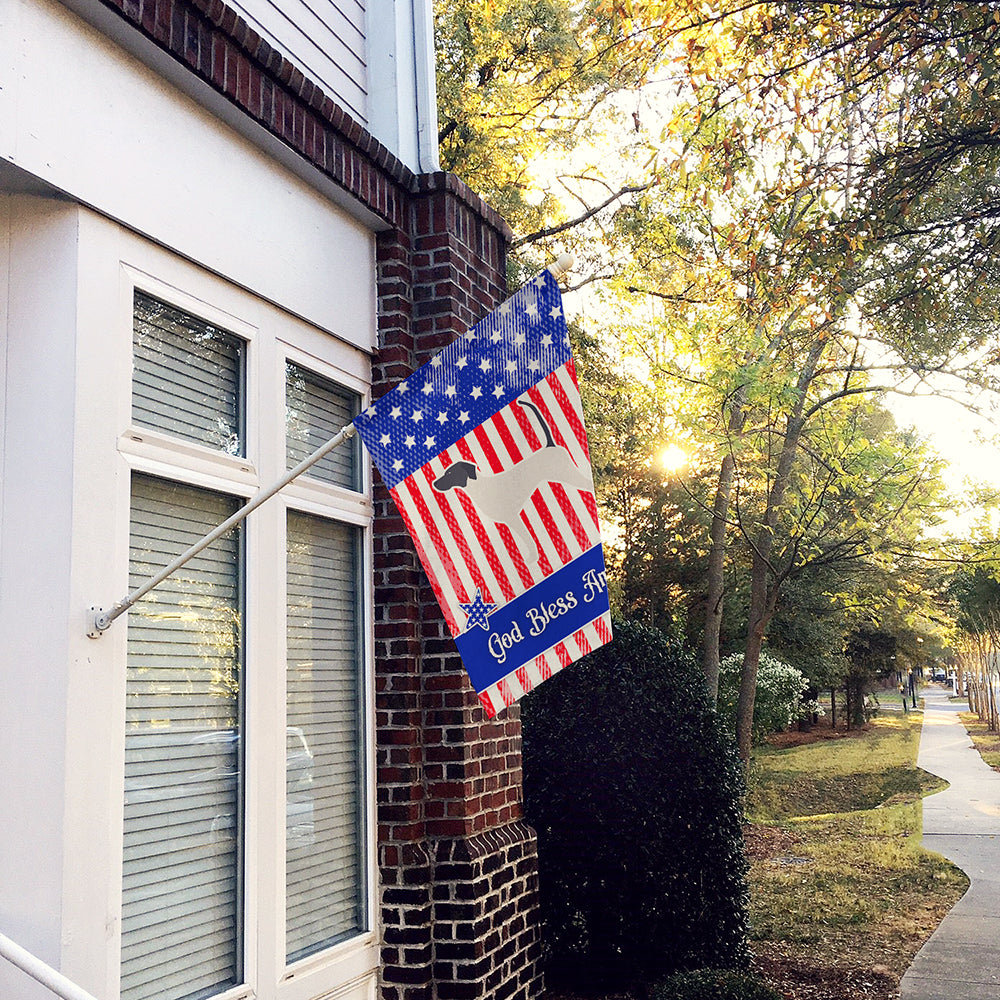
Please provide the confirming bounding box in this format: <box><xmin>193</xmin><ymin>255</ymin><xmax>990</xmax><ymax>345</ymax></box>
<box><xmin>286</xmin><ymin>361</ymin><xmax>361</xmax><ymax>490</ymax></box>
<box><xmin>122</xmin><ymin>476</ymin><xmax>244</xmax><ymax>1000</ymax></box>
<box><xmin>121</xmin><ymin>284</ymin><xmax>373</xmax><ymax>1000</ymax></box>
<box><xmin>132</xmin><ymin>291</ymin><xmax>245</xmax><ymax>456</ymax></box>
<box><xmin>285</xmin><ymin>511</ymin><xmax>365</xmax><ymax>961</ymax></box>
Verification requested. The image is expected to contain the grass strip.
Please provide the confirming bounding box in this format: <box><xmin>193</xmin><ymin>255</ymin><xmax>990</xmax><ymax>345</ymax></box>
<box><xmin>958</xmin><ymin>711</ymin><xmax>1000</xmax><ymax>771</ymax></box>
<box><xmin>747</xmin><ymin>713</ymin><xmax>968</xmax><ymax>993</ymax></box>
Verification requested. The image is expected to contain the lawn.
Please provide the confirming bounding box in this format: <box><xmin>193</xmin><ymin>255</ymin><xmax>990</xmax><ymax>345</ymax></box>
<box><xmin>958</xmin><ymin>711</ymin><xmax>1000</xmax><ymax>771</ymax></box>
<box><xmin>746</xmin><ymin>712</ymin><xmax>969</xmax><ymax>999</ymax></box>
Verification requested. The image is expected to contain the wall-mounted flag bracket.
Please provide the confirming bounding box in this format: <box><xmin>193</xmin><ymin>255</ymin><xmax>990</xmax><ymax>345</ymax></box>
<box><xmin>87</xmin><ymin>423</ymin><xmax>357</xmax><ymax>637</ymax></box>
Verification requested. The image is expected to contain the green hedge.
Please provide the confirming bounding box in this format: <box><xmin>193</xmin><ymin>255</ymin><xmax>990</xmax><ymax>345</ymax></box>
<box><xmin>652</xmin><ymin>969</ymin><xmax>783</xmax><ymax>1000</ymax></box>
<box><xmin>522</xmin><ymin>620</ymin><xmax>750</xmax><ymax>987</ymax></box>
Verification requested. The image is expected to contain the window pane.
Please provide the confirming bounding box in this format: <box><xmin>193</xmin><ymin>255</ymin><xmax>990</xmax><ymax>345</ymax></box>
<box><xmin>286</xmin><ymin>362</ymin><xmax>361</xmax><ymax>490</ymax></box>
<box><xmin>286</xmin><ymin>511</ymin><xmax>366</xmax><ymax>962</ymax></box>
<box><xmin>133</xmin><ymin>291</ymin><xmax>244</xmax><ymax>456</ymax></box>
<box><xmin>122</xmin><ymin>474</ymin><xmax>244</xmax><ymax>1000</ymax></box>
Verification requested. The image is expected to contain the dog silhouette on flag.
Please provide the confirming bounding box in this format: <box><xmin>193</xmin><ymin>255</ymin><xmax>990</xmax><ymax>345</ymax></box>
<box><xmin>432</xmin><ymin>399</ymin><xmax>591</xmax><ymax>563</ymax></box>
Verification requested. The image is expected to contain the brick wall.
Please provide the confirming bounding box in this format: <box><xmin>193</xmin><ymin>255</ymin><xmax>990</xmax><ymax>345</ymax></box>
<box><xmin>96</xmin><ymin>1</ymin><xmax>544</xmax><ymax>994</ymax></box>
<box><xmin>373</xmin><ymin>181</ymin><xmax>542</xmax><ymax>1000</ymax></box>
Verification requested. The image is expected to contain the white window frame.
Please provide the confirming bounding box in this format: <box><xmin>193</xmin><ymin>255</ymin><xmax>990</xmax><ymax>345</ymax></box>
<box><xmin>112</xmin><ymin>251</ymin><xmax>378</xmax><ymax>1000</ymax></box>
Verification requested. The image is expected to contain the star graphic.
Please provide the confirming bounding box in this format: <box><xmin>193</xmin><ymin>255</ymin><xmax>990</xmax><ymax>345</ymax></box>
<box><xmin>459</xmin><ymin>588</ymin><xmax>496</xmax><ymax>631</ymax></box>
<box><xmin>456</xmin><ymin>356</ymin><xmax>469</xmax><ymax>369</ymax></box>
<box><xmin>390</xmin><ymin>406</ymin><xmax>402</xmax><ymax>419</ymax></box>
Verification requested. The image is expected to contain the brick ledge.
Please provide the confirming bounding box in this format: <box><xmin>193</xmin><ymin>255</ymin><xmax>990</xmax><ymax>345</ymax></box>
<box><xmin>96</xmin><ymin>0</ymin><xmax>512</xmax><ymax>239</ymax></box>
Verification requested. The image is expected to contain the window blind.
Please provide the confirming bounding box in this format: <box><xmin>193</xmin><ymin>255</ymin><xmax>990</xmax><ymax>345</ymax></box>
<box><xmin>285</xmin><ymin>362</ymin><xmax>361</xmax><ymax>490</ymax></box>
<box><xmin>122</xmin><ymin>474</ymin><xmax>244</xmax><ymax>1000</ymax></box>
<box><xmin>285</xmin><ymin>511</ymin><xmax>366</xmax><ymax>962</ymax></box>
<box><xmin>133</xmin><ymin>291</ymin><xmax>244</xmax><ymax>456</ymax></box>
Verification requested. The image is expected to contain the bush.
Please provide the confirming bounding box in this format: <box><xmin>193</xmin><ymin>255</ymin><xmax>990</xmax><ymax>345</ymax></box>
<box><xmin>522</xmin><ymin>619</ymin><xmax>750</xmax><ymax>988</ymax></box>
<box><xmin>718</xmin><ymin>651</ymin><xmax>808</xmax><ymax>743</ymax></box>
<box><xmin>652</xmin><ymin>969</ymin><xmax>784</xmax><ymax>1000</ymax></box>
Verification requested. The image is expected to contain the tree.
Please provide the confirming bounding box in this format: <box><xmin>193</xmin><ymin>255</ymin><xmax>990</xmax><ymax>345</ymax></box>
<box><xmin>950</xmin><ymin>562</ymin><xmax>1000</xmax><ymax>730</ymax></box>
<box><xmin>844</xmin><ymin>627</ymin><xmax>896</xmax><ymax>727</ymax></box>
<box><xmin>435</xmin><ymin>0</ymin><xmax>681</xmax><ymax>281</ymax></box>
<box><xmin>435</xmin><ymin>0</ymin><xmax>1000</xmax><ymax>766</ymax></box>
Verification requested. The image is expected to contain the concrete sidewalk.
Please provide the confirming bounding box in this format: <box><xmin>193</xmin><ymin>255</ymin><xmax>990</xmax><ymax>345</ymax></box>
<box><xmin>900</xmin><ymin>688</ymin><xmax>1000</xmax><ymax>1000</ymax></box>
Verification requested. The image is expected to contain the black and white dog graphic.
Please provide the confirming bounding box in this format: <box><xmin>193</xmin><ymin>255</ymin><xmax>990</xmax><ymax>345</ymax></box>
<box><xmin>432</xmin><ymin>399</ymin><xmax>592</xmax><ymax>562</ymax></box>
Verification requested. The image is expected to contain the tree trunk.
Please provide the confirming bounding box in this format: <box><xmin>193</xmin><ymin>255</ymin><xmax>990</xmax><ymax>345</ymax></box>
<box><xmin>830</xmin><ymin>688</ymin><xmax>836</xmax><ymax>729</ymax></box>
<box><xmin>735</xmin><ymin>403</ymin><xmax>814</xmax><ymax>768</ymax></box>
<box><xmin>852</xmin><ymin>678</ymin><xmax>867</xmax><ymax>727</ymax></box>
<box><xmin>702</xmin><ymin>396</ymin><xmax>746</xmax><ymax>708</ymax></box>
<box><xmin>990</xmin><ymin>668</ymin><xmax>998</xmax><ymax>733</ymax></box>
<box><xmin>736</xmin><ymin>550</ymin><xmax>780</xmax><ymax>766</ymax></box>
<box><xmin>703</xmin><ymin>451</ymin><xmax>737</xmax><ymax>706</ymax></box>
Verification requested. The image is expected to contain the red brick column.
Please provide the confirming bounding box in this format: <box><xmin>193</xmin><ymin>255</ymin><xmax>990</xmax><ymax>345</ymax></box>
<box><xmin>373</xmin><ymin>176</ymin><xmax>543</xmax><ymax>1000</ymax></box>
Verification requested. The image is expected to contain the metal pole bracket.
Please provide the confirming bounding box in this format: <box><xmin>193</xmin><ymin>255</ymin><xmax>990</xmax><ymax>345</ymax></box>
<box><xmin>87</xmin><ymin>606</ymin><xmax>109</xmax><ymax>639</ymax></box>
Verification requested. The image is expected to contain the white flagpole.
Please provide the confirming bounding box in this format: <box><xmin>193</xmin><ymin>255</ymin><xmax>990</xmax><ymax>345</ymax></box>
<box><xmin>88</xmin><ymin>423</ymin><xmax>357</xmax><ymax>636</ymax></box>
<box><xmin>87</xmin><ymin>255</ymin><xmax>574</xmax><ymax>637</ymax></box>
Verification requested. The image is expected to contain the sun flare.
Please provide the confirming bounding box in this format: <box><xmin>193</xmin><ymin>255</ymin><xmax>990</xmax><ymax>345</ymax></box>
<box><xmin>658</xmin><ymin>443</ymin><xmax>689</xmax><ymax>473</ymax></box>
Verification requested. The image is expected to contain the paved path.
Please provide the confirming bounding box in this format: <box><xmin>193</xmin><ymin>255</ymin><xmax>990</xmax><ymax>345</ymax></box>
<box><xmin>900</xmin><ymin>688</ymin><xmax>1000</xmax><ymax>1000</ymax></box>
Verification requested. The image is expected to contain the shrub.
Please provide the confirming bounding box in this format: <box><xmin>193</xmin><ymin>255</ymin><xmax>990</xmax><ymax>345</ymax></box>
<box><xmin>718</xmin><ymin>651</ymin><xmax>808</xmax><ymax>744</ymax></box>
<box><xmin>652</xmin><ymin>969</ymin><xmax>784</xmax><ymax>1000</ymax></box>
<box><xmin>522</xmin><ymin>619</ymin><xmax>750</xmax><ymax>988</ymax></box>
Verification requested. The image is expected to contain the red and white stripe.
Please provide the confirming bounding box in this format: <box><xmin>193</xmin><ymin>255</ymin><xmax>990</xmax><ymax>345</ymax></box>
<box><xmin>389</xmin><ymin>361</ymin><xmax>603</xmax><ymax>637</ymax></box>
<box><xmin>477</xmin><ymin>612</ymin><xmax>614</xmax><ymax>717</ymax></box>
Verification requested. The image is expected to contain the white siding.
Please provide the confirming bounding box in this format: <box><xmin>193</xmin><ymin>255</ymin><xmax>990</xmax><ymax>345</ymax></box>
<box><xmin>231</xmin><ymin>0</ymin><xmax>368</xmax><ymax>124</ymax></box>
<box><xmin>0</xmin><ymin>0</ymin><xmax>377</xmax><ymax>350</ymax></box>
<box><xmin>0</xmin><ymin>196</ymin><xmax>79</xmax><ymax>1000</ymax></box>
<box><xmin>224</xmin><ymin>0</ymin><xmax>441</xmax><ymax>173</ymax></box>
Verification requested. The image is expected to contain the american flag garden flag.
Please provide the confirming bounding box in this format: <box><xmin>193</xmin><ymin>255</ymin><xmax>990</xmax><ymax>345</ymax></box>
<box><xmin>354</xmin><ymin>270</ymin><xmax>612</xmax><ymax>717</ymax></box>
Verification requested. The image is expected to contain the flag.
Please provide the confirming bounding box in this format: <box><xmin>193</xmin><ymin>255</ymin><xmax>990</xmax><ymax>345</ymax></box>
<box><xmin>354</xmin><ymin>271</ymin><xmax>612</xmax><ymax>717</ymax></box>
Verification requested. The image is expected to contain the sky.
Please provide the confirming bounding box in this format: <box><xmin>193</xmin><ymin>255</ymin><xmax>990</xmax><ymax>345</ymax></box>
<box><xmin>888</xmin><ymin>391</ymin><xmax>1000</xmax><ymax>536</ymax></box>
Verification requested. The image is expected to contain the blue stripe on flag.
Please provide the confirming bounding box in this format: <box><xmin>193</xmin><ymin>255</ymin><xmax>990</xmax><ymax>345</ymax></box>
<box><xmin>454</xmin><ymin>544</ymin><xmax>610</xmax><ymax>692</ymax></box>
